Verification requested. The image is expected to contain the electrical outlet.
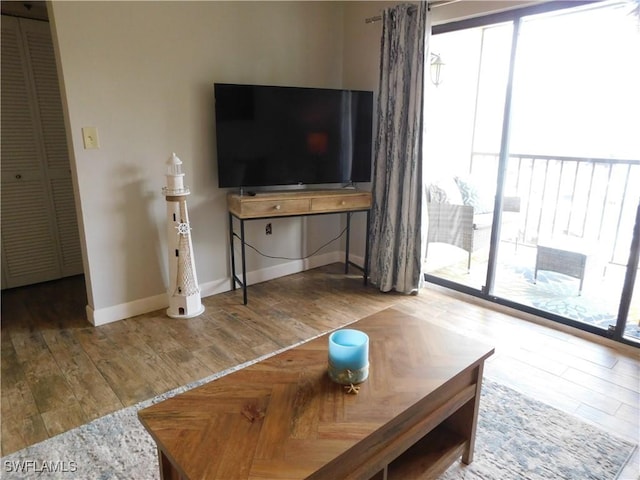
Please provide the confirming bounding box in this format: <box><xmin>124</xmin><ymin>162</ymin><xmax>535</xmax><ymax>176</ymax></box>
<box><xmin>265</xmin><ymin>223</ymin><xmax>272</xmax><ymax>235</ymax></box>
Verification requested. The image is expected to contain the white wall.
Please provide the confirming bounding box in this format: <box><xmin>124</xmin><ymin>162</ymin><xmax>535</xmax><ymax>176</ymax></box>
<box><xmin>49</xmin><ymin>1</ymin><xmax>350</xmax><ymax>325</ymax></box>
<box><xmin>48</xmin><ymin>0</ymin><xmax>541</xmax><ymax>325</ymax></box>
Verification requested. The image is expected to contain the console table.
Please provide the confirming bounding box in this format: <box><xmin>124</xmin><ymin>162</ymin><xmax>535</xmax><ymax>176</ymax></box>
<box><xmin>228</xmin><ymin>189</ymin><xmax>372</xmax><ymax>304</ymax></box>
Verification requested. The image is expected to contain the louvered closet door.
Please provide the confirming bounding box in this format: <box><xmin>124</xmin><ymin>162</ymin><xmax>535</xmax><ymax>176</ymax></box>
<box><xmin>1</xmin><ymin>16</ymin><xmax>82</xmax><ymax>289</ymax></box>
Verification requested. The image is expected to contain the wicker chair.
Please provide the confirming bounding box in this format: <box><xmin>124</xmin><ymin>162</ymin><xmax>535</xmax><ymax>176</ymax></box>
<box><xmin>427</xmin><ymin>196</ymin><xmax>520</xmax><ymax>271</ymax></box>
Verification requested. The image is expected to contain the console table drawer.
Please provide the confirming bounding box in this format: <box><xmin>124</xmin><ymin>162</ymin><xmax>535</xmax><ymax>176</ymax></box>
<box><xmin>228</xmin><ymin>190</ymin><xmax>372</xmax><ymax>219</ymax></box>
<box><xmin>239</xmin><ymin>198</ymin><xmax>310</xmax><ymax>217</ymax></box>
<box><xmin>311</xmin><ymin>193</ymin><xmax>371</xmax><ymax>212</ymax></box>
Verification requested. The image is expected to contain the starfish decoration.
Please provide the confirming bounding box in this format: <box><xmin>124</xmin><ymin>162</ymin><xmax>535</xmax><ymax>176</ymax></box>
<box><xmin>344</xmin><ymin>383</ymin><xmax>360</xmax><ymax>394</ymax></box>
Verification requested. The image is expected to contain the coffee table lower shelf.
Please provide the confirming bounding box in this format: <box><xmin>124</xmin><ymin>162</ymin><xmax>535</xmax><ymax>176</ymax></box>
<box><xmin>155</xmin><ymin>426</ymin><xmax>467</xmax><ymax>480</ymax></box>
<box><xmin>365</xmin><ymin>383</ymin><xmax>477</xmax><ymax>480</ymax></box>
<box><xmin>384</xmin><ymin>427</ymin><xmax>467</xmax><ymax>479</ymax></box>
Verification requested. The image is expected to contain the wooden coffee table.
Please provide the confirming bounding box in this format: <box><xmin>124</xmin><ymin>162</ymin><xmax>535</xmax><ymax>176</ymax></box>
<box><xmin>138</xmin><ymin>307</ymin><xmax>494</xmax><ymax>480</ymax></box>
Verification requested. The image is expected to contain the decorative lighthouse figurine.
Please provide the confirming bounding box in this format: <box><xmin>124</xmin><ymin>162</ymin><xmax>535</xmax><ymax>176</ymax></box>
<box><xmin>162</xmin><ymin>153</ymin><xmax>204</xmax><ymax>318</ymax></box>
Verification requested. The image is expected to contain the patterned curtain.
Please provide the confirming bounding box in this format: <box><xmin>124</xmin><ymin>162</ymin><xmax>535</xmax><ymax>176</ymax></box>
<box><xmin>369</xmin><ymin>2</ymin><xmax>430</xmax><ymax>294</ymax></box>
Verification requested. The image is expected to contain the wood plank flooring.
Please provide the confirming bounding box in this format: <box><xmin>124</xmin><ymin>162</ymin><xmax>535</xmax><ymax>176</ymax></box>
<box><xmin>1</xmin><ymin>264</ymin><xmax>638</xmax><ymax>477</ymax></box>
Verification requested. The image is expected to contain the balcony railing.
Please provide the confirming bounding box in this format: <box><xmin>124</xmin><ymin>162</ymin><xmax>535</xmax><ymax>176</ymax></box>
<box><xmin>471</xmin><ymin>153</ymin><xmax>640</xmax><ymax>265</ymax></box>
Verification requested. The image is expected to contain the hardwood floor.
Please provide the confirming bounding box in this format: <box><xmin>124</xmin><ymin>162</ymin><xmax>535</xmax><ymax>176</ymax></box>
<box><xmin>1</xmin><ymin>264</ymin><xmax>638</xmax><ymax>477</ymax></box>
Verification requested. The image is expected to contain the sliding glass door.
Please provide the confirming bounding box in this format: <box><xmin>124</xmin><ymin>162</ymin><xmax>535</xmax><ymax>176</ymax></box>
<box><xmin>423</xmin><ymin>1</ymin><xmax>640</xmax><ymax>346</ymax></box>
<box><xmin>423</xmin><ymin>22</ymin><xmax>513</xmax><ymax>292</ymax></box>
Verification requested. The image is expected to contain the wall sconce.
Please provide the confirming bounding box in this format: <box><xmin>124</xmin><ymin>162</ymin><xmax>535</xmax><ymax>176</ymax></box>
<box><xmin>430</xmin><ymin>53</ymin><xmax>445</xmax><ymax>86</ymax></box>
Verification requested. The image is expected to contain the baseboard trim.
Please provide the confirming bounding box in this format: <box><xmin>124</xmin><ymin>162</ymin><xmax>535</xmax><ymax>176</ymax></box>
<box><xmin>86</xmin><ymin>292</ymin><xmax>168</xmax><ymax>326</ymax></box>
<box><xmin>85</xmin><ymin>251</ymin><xmax>349</xmax><ymax>326</ymax></box>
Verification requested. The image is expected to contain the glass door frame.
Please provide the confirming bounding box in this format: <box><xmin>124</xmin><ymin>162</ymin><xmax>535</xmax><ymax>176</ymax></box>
<box><xmin>614</xmin><ymin>202</ymin><xmax>640</xmax><ymax>340</ymax></box>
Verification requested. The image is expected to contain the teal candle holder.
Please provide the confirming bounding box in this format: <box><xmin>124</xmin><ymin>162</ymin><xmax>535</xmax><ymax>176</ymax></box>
<box><xmin>328</xmin><ymin>329</ymin><xmax>369</xmax><ymax>385</ymax></box>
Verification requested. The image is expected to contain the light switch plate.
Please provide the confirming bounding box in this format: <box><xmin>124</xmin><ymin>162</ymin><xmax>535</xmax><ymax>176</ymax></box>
<box><xmin>82</xmin><ymin>127</ymin><xmax>99</xmax><ymax>149</ymax></box>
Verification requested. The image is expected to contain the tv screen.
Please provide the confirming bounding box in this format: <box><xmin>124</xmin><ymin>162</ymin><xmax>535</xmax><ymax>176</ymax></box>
<box><xmin>214</xmin><ymin>83</ymin><xmax>373</xmax><ymax>188</ymax></box>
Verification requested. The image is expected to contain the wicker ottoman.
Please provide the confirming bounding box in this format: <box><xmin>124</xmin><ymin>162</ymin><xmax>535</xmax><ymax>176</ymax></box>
<box><xmin>535</xmin><ymin>239</ymin><xmax>592</xmax><ymax>295</ymax></box>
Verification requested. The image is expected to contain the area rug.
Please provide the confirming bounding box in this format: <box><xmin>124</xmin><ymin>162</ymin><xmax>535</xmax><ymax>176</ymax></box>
<box><xmin>505</xmin><ymin>265</ymin><xmax>620</xmax><ymax>325</ymax></box>
<box><xmin>427</xmin><ymin>245</ymin><xmax>640</xmax><ymax>341</ymax></box>
<box><xmin>1</xmin><ymin>366</ymin><xmax>636</xmax><ymax>480</ymax></box>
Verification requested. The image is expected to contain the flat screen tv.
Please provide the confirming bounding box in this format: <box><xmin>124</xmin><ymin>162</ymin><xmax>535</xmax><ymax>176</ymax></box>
<box><xmin>214</xmin><ymin>83</ymin><xmax>373</xmax><ymax>189</ymax></box>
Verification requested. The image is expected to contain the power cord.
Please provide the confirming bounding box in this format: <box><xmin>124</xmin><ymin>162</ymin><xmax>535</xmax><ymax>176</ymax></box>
<box><xmin>242</xmin><ymin>225</ymin><xmax>349</xmax><ymax>261</ymax></box>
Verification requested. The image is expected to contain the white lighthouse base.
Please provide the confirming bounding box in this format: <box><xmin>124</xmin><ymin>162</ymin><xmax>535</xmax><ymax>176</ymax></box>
<box><xmin>166</xmin><ymin>295</ymin><xmax>205</xmax><ymax>319</ymax></box>
<box><xmin>166</xmin><ymin>304</ymin><xmax>205</xmax><ymax>319</ymax></box>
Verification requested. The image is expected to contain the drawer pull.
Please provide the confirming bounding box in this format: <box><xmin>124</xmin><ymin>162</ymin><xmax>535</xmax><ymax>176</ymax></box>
<box><xmin>15</xmin><ymin>174</ymin><xmax>22</xmax><ymax>180</ymax></box>
<box><xmin>274</xmin><ymin>204</ymin><xmax>281</xmax><ymax>210</ymax></box>
<box><xmin>341</xmin><ymin>200</ymin><xmax>346</xmax><ymax>205</ymax></box>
